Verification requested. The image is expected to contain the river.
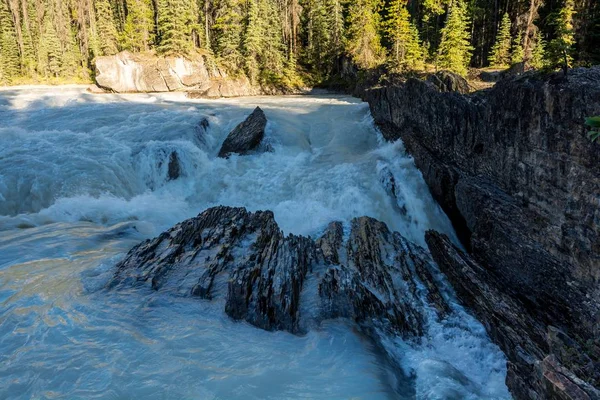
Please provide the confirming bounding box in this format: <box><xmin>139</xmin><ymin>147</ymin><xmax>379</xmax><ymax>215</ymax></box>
<box><xmin>0</xmin><ymin>86</ymin><xmax>510</xmax><ymax>399</ymax></box>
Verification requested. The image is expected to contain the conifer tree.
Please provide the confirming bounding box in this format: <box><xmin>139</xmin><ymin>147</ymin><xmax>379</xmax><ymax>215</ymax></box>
<box><xmin>213</xmin><ymin>0</ymin><xmax>244</xmax><ymax>71</ymax></box>
<box><xmin>243</xmin><ymin>0</ymin><xmax>262</xmax><ymax>82</ymax></box>
<box><xmin>437</xmin><ymin>0</ymin><xmax>473</xmax><ymax>76</ymax></box>
<box><xmin>548</xmin><ymin>0</ymin><xmax>575</xmax><ymax>70</ymax></box>
<box><xmin>530</xmin><ymin>30</ymin><xmax>547</xmax><ymax>69</ymax></box>
<box><xmin>511</xmin><ymin>34</ymin><xmax>524</xmax><ymax>64</ymax></box>
<box><xmin>384</xmin><ymin>0</ymin><xmax>423</xmax><ymax>70</ymax></box>
<box><xmin>156</xmin><ymin>0</ymin><xmax>194</xmax><ymax>55</ymax></box>
<box><xmin>40</xmin><ymin>16</ymin><xmax>63</xmax><ymax>78</ymax></box>
<box><xmin>95</xmin><ymin>0</ymin><xmax>119</xmax><ymax>55</ymax></box>
<box><xmin>121</xmin><ymin>0</ymin><xmax>155</xmax><ymax>52</ymax></box>
<box><xmin>488</xmin><ymin>12</ymin><xmax>511</xmax><ymax>67</ymax></box>
<box><xmin>346</xmin><ymin>0</ymin><xmax>385</xmax><ymax>69</ymax></box>
<box><xmin>0</xmin><ymin>0</ymin><xmax>21</xmax><ymax>83</ymax></box>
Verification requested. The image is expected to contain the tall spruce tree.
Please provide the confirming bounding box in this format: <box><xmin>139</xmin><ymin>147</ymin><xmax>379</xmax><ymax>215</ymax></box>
<box><xmin>511</xmin><ymin>34</ymin><xmax>524</xmax><ymax>64</ymax></box>
<box><xmin>213</xmin><ymin>0</ymin><xmax>244</xmax><ymax>71</ymax></box>
<box><xmin>530</xmin><ymin>30</ymin><xmax>547</xmax><ymax>69</ymax></box>
<box><xmin>156</xmin><ymin>0</ymin><xmax>194</xmax><ymax>55</ymax></box>
<box><xmin>0</xmin><ymin>0</ymin><xmax>21</xmax><ymax>83</ymax></box>
<box><xmin>548</xmin><ymin>0</ymin><xmax>575</xmax><ymax>70</ymax></box>
<box><xmin>346</xmin><ymin>0</ymin><xmax>385</xmax><ymax>69</ymax></box>
<box><xmin>121</xmin><ymin>0</ymin><xmax>155</xmax><ymax>52</ymax></box>
<box><xmin>488</xmin><ymin>12</ymin><xmax>512</xmax><ymax>67</ymax></box>
<box><xmin>437</xmin><ymin>0</ymin><xmax>473</xmax><ymax>76</ymax></box>
<box><xmin>95</xmin><ymin>0</ymin><xmax>119</xmax><ymax>55</ymax></box>
<box><xmin>243</xmin><ymin>0</ymin><xmax>262</xmax><ymax>82</ymax></box>
<box><xmin>384</xmin><ymin>0</ymin><xmax>423</xmax><ymax>70</ymax></box>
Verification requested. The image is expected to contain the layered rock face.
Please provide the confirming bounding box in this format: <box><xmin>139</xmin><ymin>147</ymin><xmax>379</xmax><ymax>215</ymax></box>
<box><xmin>110</xmin><ymin>206</ymin><xmax>452</xmax><ymax>344</ymax></box>
<box><xmin>94</xmin><ymin>51</ymin><xmax>258</xmax><ymax>96</ymax></box>
<box><xmin>363</xmin><ymin>68</ymin><xmax>600</xmax><ymax>399</ymax></box>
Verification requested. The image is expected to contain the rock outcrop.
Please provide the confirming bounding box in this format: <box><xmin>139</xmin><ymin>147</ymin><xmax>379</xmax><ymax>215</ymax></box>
<box><xmin>110</xmin><ymin>205</ymin><xmax>452</xmax><ymax>345</ymax></box>
<box><xmin>218</xmin><ymin>107</ymin><xmax>268</xmax><ymax>158</ymax></box>
<box><xmin>94</xmin><ymin>51</ymin><xmax>258</xmax><ymax>96</ymax></box>
<box><xmin>363</xmin><ymin>67</ymin><xmax>600</xmax><ymax>399</ymax></box>
<box><xmin>94</xmin><ymin>51</ymin><xmax>308</xmax><ymax>97</ymax></box>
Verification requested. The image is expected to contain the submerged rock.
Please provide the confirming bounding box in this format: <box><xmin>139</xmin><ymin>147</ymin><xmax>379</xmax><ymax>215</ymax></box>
<box><xmin>218</xmin><ymin>107</ymin><xmax>268</xmax><ymax>158</ymax></box>
<box><xmin>110</xmin><ymin>206</ymin><xmax>452</xmax><ymax>341</ymax></box>
<box><xmin>167</xmin><ymin>151</ymin><xmax>180</xmax><ymax>181</ymax></box>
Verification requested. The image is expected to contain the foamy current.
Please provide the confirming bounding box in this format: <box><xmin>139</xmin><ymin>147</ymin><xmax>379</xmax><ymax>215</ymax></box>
<box><xmin>0</xmin><ymin>86</ymin><xmax>511</xmax><ymax>399</ymax></box>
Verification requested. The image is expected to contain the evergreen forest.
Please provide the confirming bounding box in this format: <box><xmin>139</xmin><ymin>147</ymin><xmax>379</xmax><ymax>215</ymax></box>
<box><xmin>0</xmin><ymin>0</ymin><xmax>599</xmax><ymax>85</ymax></box>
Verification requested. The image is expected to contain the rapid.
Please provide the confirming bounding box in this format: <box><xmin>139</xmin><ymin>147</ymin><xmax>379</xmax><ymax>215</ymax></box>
<box><xmin>0</xmin><ymin>86</ymin><xmax>511</xmax><ymax>399</ymax></box>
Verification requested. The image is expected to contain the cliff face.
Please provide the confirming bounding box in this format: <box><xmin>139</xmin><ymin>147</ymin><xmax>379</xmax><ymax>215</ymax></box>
<box><xmin>364</xmin><ymin>68</ymin><xmax>600</xmax><ymax>399</ymax></box>
<box><xmin>94</xmin><ymin>51</ymin><xmax>267</xmax><ymax>97</ymax></box>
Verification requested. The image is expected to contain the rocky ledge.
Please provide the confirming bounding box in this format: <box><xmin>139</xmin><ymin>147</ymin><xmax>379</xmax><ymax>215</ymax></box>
<box><xmin>110</xmin><ymin>206</ymin><xmax>453</xmax><ymax>365</ymax></box>
<box><xmin>363</xmin><ymin>68</ymin><xmax>600</xmax><ymax>399</ymax></box>
<box><xmin>94</xmin><ymin>51</ymin><xmax>307</xmax><ymax>97</ymax></box>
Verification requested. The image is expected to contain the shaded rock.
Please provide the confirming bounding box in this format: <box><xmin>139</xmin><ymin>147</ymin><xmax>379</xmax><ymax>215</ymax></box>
<box><xmin>167</xmin><ymin>151</ymin><xmax>180</xmax><ymax>180</ymax></box>
<box><xmin>426</xmin><ymin>231</ymin><xmax>600</xmax><ymax>400</ymax></box>
<box><xmin>364</xmin><ymin>67</ymin><xmax>600</xmax><ymax>398</ymax></box>
<box><xmin>218</xmin><ymin>107</ymin><xmax>267</xmax><ymax>158</ymax></box>
<box><xmin>426</xmin><ymin>70</ymin><xmax>471</xmax><ymax>94</ymax></box>
<box><xmin>110</xmin><ymin>206</ymin><xmax>452</xmax><ymax>343</ymax></box>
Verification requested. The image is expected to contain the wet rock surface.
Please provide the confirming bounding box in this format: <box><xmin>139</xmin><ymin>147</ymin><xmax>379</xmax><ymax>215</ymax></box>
<box><xmin>364</xmin><ymin>67</ymin><xmax>600</xmax><ymax>399</ymax></box>
<box><xmin>110</xmin><ymin>205</ymin><xmax>453</xmax><ymax>347</ymax></box>
<box><xmin>218</xmin><ymin>107</ymin><xmax>268</xmax><ymax>158</ymax></box>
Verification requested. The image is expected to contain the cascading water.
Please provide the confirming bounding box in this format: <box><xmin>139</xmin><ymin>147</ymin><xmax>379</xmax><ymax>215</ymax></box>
<box><xmin>0</xmin><ymin>86</ymin><xmax>511</xmax><ymax>399</ymax></box>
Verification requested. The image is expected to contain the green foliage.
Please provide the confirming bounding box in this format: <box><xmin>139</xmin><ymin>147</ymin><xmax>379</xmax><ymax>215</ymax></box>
<box><xmin>547</xmin><ymin>0</ymin><xmax>576</xmax><ymax>70</ymax></box>
<box><xmin>0</xmin><ymin>0</ymin><xmax>20</xmax><ymax>83</ymax></box>
<box><xmin>488</xmin><ymin>13</ymin><xmax>511</xmax><ymax>67</ymax></box>
<box><xmin>585</xmin><ymin>116</ymin><xmax>600</xmax><ymax>142</ymax></box>
<box><xmin>346</xmin><ymin>0</ymin><xmax>385</xmax><ymax>69</ymax></box>
<box><xmin>511</xmin><ymin>34</ymin><xmax>524</xmax><ymax>64</ymax></box>
<box><xmin>95</xmin><ymin>0</ymin><xmax>119</xmax><ymax>55</ymax></box>
<box><xmin>437</xmin><ymin>0</ymin><xmax>473</xmax><ymax>76</ymax></box>
<box><xmin>384</xmin><ymin>0</ymin><xmax>424</xmax><ymax>71</ymax></box>
<box><xmin>156</xmin><ymin>0</ymin><xmax>195</xmax><ymax>55</ymax></box>
<box><xmin>121</xmin><ymin>0</ymin><xmax>155</xmax><ymax>52</ymax></box>
<box><xmin>530</xmin><ymin>31</ymin><xmax>547</xmax><ymax>69</ymax></box>
<box><xmin>213</xmin><ymin>0</ymin><xmax>244</xmax><ymax>71</ymax></box>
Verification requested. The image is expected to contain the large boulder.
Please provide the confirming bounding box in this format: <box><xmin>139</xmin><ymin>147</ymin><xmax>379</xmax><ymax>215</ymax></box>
<box><xmin>217</xmin><ymin>107</ymin><xmax>268</xmax><ymax>158</ymax></box>
<box><xmin>426</xmin><ymin>70</ymin><xmax>471</xmax><ymax>94</ymax></box>
<box><xmin>95</xmin><ymin>51</ymin><xmax>220</xmax><ymax>93</ymax></box>
<box><xmin>363</xmin><ymin>67</ymin><xmax>600</xmax><ymax>398</ymax></box>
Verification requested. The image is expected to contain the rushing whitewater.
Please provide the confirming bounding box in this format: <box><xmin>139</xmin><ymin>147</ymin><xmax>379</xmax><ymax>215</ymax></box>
<box><xmin>0</xmin><ymin>86</ymin><xmax>510</xmax><ymax>399</ymax></box>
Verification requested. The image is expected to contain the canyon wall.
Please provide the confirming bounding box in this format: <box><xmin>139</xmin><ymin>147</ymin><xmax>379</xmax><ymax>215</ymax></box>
<box><xmin>363</xmin><ymin>68</ymin><xmax>600</xmax><ymax>399</ymax></box>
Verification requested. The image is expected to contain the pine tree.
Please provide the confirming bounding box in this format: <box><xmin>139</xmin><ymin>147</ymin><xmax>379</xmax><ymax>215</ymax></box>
<box><xmin>213</xmin><ymin>0</ymin><xmax>244</xmax><ymax>71</ymax></box>
<box><xmin>156</xmin><ymin>0</ymin><xmax>194</xmax><ymax>55</ymax></box>
<box><xmin>346</xmin><ymin>0</ymin><xmax>385</xmax><ymax>69</ymax></box>
<box><xmin>488</xmin><ymin>12</ymin><xmax>511</xmax><ymax>67</ymax></box>
<box><xmin>0</xmin><ymin>0</ymin><xmax>21</xmax><ymax>83</ymax></box>
<box><xmin>511</xmin><ymin>34</ymin><xmax>524</xmax><ymax>64</ymax></box>
<box><xmin>548</xmin><ymin>0</ymin><xmax>576</xmax><ymax>70</ymax></box>
<box><xmin>121</xmin><ymin>0</ymin><xmax>155</xmax><ymax>52</ymax></box>
<box><xmin>40</xmin><ymin>16</ymin><xmax>63</xmax><ymax>78</ymax></box>
<box><xmin>95</xmin><ymin>0</ymin><xmax>119</xmax><ymax>55</ymax></box>
<box><xmin>437</xmin><ymin>0</ymin><xmax>473</xmax><ymax>76</ymax></box>
<box><xmin>243</xmin><ymin>0</ymin><xmax>262</xmax><ymax>82</ymax></box>
<box><xmin>384</xmin><ymin>0</ymin><xmax>423</xmax><ymax>70</ymax></box>
<box><xmin>530</xmin><ymin>30</ymin><xmax>547</xmax><ymax>69</ymax></box>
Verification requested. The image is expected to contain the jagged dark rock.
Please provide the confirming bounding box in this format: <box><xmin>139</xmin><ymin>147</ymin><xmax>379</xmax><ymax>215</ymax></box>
<box><xmin>426</xmin><ymin>231</ymin><xmax>600</xmax><ymax>400</ymax></box>
<box><xmin>110</xmin><ymin>206</ymin><xmax>452</xmax><ymax>347</ymax></box>
<box><xmin>218</xmin><ymin>107</ymin><xmax>268</xmax><ymax>158</ymax></box>
<box><xmin>426</xmin><ymin>70</ymin><xmax>471</xmax><ymax>93</ymax></box>
<box><xmin>364</xmin><ymin>67</ymin><xmax>600</xmax><ymax>399</ymax></box>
